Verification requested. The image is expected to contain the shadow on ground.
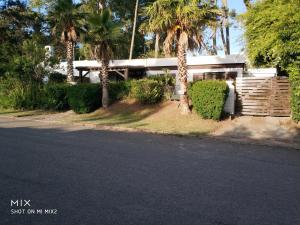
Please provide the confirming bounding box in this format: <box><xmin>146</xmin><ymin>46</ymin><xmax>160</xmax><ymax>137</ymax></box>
<box><xmin>77</xmin><ymin>100</ymin><xmax>167</xmax><ymax>126</ymax></box>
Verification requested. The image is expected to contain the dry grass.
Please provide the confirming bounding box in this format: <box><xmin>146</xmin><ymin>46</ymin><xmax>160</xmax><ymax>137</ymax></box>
<box><xmin>0</xmin><ymin>108</ymin><xmax>51</xmax><ymax>117</ymax></box>
<box><xmin>65</xmin><ymin>99</ymin><xmax>222</xmax><ymax>135</ymax></box>
<box><xmin>0</xmin><ymin>100</ymin><xmax>223</xmax><ymax>135</ymax></box>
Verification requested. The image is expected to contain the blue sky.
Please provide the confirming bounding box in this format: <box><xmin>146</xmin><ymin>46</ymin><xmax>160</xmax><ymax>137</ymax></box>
<box><xmin>227</xmin><ymin>0</ymin><xmax>247</xmax><ymax>53</ymax></box>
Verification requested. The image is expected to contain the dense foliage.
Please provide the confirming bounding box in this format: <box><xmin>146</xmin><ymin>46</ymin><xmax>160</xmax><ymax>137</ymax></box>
<box><xmin>67</xmin><ymin>84</ymin><xmax>102</xmax><ymax>113</ymax></box>
<box><xmin>43</xmin><ymin>84</ymin><xmax>70</xmax><ymax>111</ymax></box>
<box><xmin>131</xmin><ymin>79</ymin><xmax>164</xmax><ymax>104</ymax></box>
<box><xmin>108</xmin><ymin>81</ymin><xmax>132</xmax><ymax>103</ymax></box>
<box><xmin>188</xmin><ymin>80</ymin><xmax>228</xmax><ymax>120</ymax></box>
<box><xmin>48</xmin><ymin>72</ymin><xmax>67</xmax><ymax>83</ymax></box>
<box><xmin>288</xmin><ymin>61</ymin><xmax>300</xmax><ymax>121</ymax></box>
<box><xmin>148</xmin><ymin>74</ymin><xmax>175</xmax><ymax>100</ymax></box>
<box><xmin>0</xmin><ymin>77</ymin><xmax>44</xmax><ymax>109</ymax></box>
<box><xmin>241</xmin><ymin>0</ymin><xmax>300</xmax><ymax>121</ymax></box>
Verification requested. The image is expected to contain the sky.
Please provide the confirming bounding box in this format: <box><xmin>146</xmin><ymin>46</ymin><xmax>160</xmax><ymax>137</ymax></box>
<box><xmin>227</xmin><ymin>0</ymin><xmax>247</xmax><ymax>54</ymax></box>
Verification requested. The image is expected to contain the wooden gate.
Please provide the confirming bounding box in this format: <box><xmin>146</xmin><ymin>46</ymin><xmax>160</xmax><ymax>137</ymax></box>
<box><xmin>236</xmin><ymin>77</ymin><xmax>291</xmax><ymax>116</ymax></box>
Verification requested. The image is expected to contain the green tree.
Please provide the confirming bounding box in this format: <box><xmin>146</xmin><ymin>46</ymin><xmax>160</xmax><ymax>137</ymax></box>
<box><xmin>142</xmin><ymin>0</ymin><xmax>216</xmax><ymax>114</ymax></box>
<box><xmin>241</xmin><ymin>0</ymin><xmax>300</xmax><ymax>121</ymax></box>
<box><xmin>83</xmin><ymin>8</ymin><xmax>122</xmax><ymax>108</ymax></box>
<box><xmin>48</xmin><ymin>0</ymin><xmax>82</xmax><ymax>83</ymax></box>
<box><xmin>0</xmin><ymin>0</ymin><xmax>47</xmax><ymax>77</ymax></box>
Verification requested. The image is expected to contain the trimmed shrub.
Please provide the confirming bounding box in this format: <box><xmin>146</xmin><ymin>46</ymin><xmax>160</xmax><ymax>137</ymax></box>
<box><xmin>108</xmin><ymin>80</ymin><xmax>131</xmax><ymax>103</ymax></box>
<box><xmin>288</xmin><ymin>62</ymin><xmax>300</xmax><ymax>122</ymax></box>
<box><xmin>67</xmin><ymin>84</ymin><xmax>101</xmax><ymax>114</ymax></box>
<box><xmin>43</xmin><ymin>84</ymin><xmax>70</xmax><ymax>111</ymax></box>
<box><xmin>48</xmin><ymin>72</ymin><xmax>66</xmax><ymax>83</ymax></box>
<box><xmin>131</xmin><ymin>79</ymin><xmax>164</xmax><ymax>104</ymax></box>
<box><xmin>189</xmin><ymin>80</ymin><xmax>229</xmax><ymax>120</ymax></box>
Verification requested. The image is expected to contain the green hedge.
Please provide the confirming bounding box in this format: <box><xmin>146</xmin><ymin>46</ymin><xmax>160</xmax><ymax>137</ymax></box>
<box><xmin>288</xmin><ymin>62</ymin><xmax>300</xmax><ymax>122</ymax></box>
<box><xmin>48</xmin><ymin>72</ymin><xmax>66</xmax><ymax>83</ymax></box>
<box><xmin>189</xmin><ymin>80</ymin><xmax>229</xmax><ymax>120</ymax></box>
<box><xmin>67</xmin><ymin>84</ymin><xmax>101</xmax><ymax>114</ymax></box>
<box><xmin>108</xmin><ymin>80</ymin><xmax>131</xmax><ymax>103</ymax></box>
<box><xmin>43</xmin><ymin>84</ymin><xmax>70</xmax><ymax>111</ymax></box>
<box><xmin>131</xmin><ymin>79</ymin><xmax>164</xmax><ymax>104</ymax></box>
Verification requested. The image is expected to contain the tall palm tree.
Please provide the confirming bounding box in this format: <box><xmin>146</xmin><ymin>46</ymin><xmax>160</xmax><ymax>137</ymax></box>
<box><xmin>49</xmin><ymin>0</ymin><xmax>81</xmax><ymax>83</ymax></box>
<box><xmin>220</xmin><ymin>0</ymin><xmax>230</xmax><ymax>55</ymax></box>
<box><xmin>143</xmin><ymin>0</ymin><xmax>216</xmax><ymax>114</ymax></box>
<box><xmin>84</xmin><ymin>9</ymin><xmax>121</xmax><ymax>108</ymax></box>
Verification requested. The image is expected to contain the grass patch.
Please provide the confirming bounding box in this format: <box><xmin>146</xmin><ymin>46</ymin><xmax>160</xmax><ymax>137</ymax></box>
<box><xmin>0</xmin><ymin>108</ymin><xmax>52</xmax><ymax>117</ymax></box>
<box><xmin>0</xmin><ymin>99</ymin><xmax>222</xmax><ymax>136</ymax></box>
<box><xmin>64</xmin><ymin>99</ymin><xmax>221</xmax><ymax>135</ymax></box>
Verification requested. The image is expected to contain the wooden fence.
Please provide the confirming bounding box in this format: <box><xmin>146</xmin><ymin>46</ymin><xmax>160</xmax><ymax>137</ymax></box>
<box><xmin>236</xmin><ymin>77</ymin><xmax>291</xmax><ymax>116</ymax></box>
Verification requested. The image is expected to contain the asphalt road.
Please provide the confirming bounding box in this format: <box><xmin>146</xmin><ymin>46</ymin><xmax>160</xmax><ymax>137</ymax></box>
<box><xmin>0</xmin><ymin>117</ymin><xmax>299</xmax><ymax>225</ymax></box>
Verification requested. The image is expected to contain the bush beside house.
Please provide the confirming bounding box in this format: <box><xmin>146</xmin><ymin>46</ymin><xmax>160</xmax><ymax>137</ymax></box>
<box><xmin>108</xmin><ymin>80</ymin><xmax>131</xmax><ymax>103</ymax></box>
<box><xmin>67</xmin><ymin>83</ymin><xmax>101</xmax><ymax>114</ymax></box>
<box><xmin>288</xmin><ymin>63</ymin><xmax>300</xmax><ymax>122</ymax></box>
<box><xmin>131</xmin><ymin>79</ymin><xmax>164</xmax><ymax>104</ymax></box>
<box><xmin>189</xmin><ymin>80</ymin><xmax>229</xmax><ymax>120</ymax></box>
<box><xmin>43</xmin><ymin>84</ymin><xmax>70</xmax><ymax>111</ymax></box>
<box><xmin>1</xmin><ymin>76</ymin><xmax>229</xmax><ymax>120</ymax></box>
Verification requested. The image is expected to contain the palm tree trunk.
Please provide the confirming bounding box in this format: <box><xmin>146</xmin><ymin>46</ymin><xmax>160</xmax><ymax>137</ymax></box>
<box><xmin>177</xmin><ymin>32</ymin><xmax>190</xmax><ymax>114</ymax></box>
<box><xmin>154</xmin><ymin>33</ymin><xmax>160</xmax><ymax>58</ymax></box>
<box><xmin>129</xmin><ymin>0</ymin><xmax>139</xmax><ymax>60</ymax></box>
<box><xmin>220</xmin><ymin>25</ymin><xmax>229</xmax><ymax>55</ymax></box>
<box><xmin>221</xmin><ymin>0</ymin><xmax>230</xmax><ymax>55</ymax></box>
<box><xmin>101</xmin><ymin>59</ymin><xmax>109</xmax><ymax>108</ymax></box>
<box><xmin>66</xmin><ymin>40</ymin><xmax>74</xmax><ymax>83</ymax></box>
<box><xmin>211</xmin><ymin>0</ymin><xmax>217</xmax><ymax>55</ymax></box>
<box><xmin>212</xmin><ymin>27</ymin><xmax>217</xmax><ymax>55</ymax></box>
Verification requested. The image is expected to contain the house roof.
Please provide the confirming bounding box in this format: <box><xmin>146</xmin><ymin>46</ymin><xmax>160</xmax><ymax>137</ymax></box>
<box><xmin>71</xmin><ymin>54</ymin><xmax>246</xmax><ymax>71</ymax></box>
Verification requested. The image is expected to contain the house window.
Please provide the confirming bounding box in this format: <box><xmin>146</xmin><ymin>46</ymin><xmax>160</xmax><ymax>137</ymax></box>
<box><xmin>193</xmin><ymin>72</ymin><xmax>237</xmax><ymax>81</ymax></box>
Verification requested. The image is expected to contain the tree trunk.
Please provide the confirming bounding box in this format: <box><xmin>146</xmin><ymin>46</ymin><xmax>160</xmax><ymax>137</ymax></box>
<box><xmin>221</xmin><ymin>0</ymin><xmax>230</xmax><ymax>55</ymax></box>
<box><xmin>101</xmin><ymin>59</ymin><xmax>109</xmax><ymax>108</ymax></box>
<box><xmin>66</xmin><ymin>40</ymin><xmax>74</xmax><ymax>83</ymax></box>
<box><xmin>129</xmin><ymin>0</ymin><xmax>139</xmax><ymax>60</ymax></box>
<box><xmin>211</xmin><ymin>0</ymin><xmax>217</xmax><ymax>55</ymax></box>
<box><xmin>220</xmin><ymin>25</ymin><xmax>229</xmax><ymax>55</ymax></box>
<box><xmin>154</xmin><ymin>33</ymin><xmax>160</xmax><ymax>58</ymax></box>
<box><xmin>212</xmin><ymin>27</ymin><xmax>217</xmax><ymax>55</ymax></box>
<box><xmin>177</xmin><ymin>32</ymin><xmax>190</xmax><ymax>115</ymax></box>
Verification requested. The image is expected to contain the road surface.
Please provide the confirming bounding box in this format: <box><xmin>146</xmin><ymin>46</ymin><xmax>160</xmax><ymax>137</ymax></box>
<box><xmin>0</xmin><ymin>117</ymin><xmax>299</xmax><ymax>225</ymax></box>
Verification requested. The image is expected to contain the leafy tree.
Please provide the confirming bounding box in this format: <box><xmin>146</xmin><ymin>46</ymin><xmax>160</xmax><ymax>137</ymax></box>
<box><xmin>241</xmin><ymin>0</ymin><xmax>300</xmax><ymax>121</ymax></box>
<box><xmin>83</xmin><ymin>8</ymin><xmax>122</xmax><ymax>108</ymax></box>
<box><xmin>48</xmin><ymin>0</ymin><xmax>82</xmax><ymax>83</ymax></box>
<box><xmin>0</xmin><ymin>0</ymin><xmax>47</xmax><ymax>77</ymax></box>
<box><xmin>142</xmin><ymin>0</ymin><xmax>216</xmax><ymax>114</ymax></box>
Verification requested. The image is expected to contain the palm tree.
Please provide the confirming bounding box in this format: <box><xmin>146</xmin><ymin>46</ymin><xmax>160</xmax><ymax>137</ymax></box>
<box><xmin>220</xmin><ymin>0</ymin><xmax>230</xmax><ymax>55</ymax></box>
<box><xmin>84</xmin><ymin>9</ymin><xmax>121</xmax><ymax>108</ymax></box>
<box><xmin>49</xmin><ymin>0</ymin><xmax>81</xmax><ymax>83</ymax></box>
<box><xmin>129</xmin><ymin>0</ymin><xmax>139</xmax><ymax>60</ymax></box>
<box><xmin>243</xmin><ymin>0</ymin><xmax>251</xmax><ymax>9</ymax></box>
<box><xmin>210</xmin><ymin>0</ymin><xmax>218</xmax><ymax>55</ymax></box>
<box><xmin>142</xmin><ymin>0</ymin><xmax>216</xmax><ymax>114</ymax></box>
